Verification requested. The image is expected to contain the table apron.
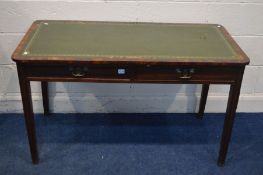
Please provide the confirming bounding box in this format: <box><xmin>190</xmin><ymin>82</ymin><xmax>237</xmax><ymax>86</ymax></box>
<box><xmin>26</xmin><ymin>76</ymin><xmax>236</xmax><ymax>84</ymax></box>
<box><xmin>22</xmin><ymin>64</ymin><xmax>242</xmax><ymax>84</ymax></box>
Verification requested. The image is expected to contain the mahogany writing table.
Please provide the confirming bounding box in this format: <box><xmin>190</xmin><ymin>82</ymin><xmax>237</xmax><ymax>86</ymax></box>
<box><xmin>12</xmin><ymin>20</ymin><xmax>249</xmax><ymax>166</ymax></box>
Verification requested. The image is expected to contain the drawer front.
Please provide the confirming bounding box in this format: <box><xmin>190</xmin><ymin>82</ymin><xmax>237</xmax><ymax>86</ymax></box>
<box><xmin>24</xmin><ymin>64</ymin><xmax>131</xmax><ymax>80</ymax></box>
<box><xmin>134</xmin><ymin>65</ymin><xmax>240</xmax><ymax>83</ymax></box>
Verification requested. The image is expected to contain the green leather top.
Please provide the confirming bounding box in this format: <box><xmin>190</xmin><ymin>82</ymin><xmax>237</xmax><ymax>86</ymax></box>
<box><xmin>21</xmin><ymin>21</ymin><xmax>237</xmax><ymax>60</ymax></box>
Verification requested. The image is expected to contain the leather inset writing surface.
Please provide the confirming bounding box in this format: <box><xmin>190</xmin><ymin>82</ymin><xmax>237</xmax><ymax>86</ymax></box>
<box><xmin>21</xmin><ymin>21</ymin><xmax>237</xmax><ymax>60</ymax></box>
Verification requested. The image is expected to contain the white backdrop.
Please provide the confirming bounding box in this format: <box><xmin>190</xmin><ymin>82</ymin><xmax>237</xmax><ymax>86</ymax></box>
<box><xmin>0</xmin><ymin>0</ymin><xmax>262</xmax><ymax>113</ymax></box>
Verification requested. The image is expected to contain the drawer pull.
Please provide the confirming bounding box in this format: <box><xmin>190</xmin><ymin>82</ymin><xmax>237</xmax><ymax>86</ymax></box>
<box><xmin>72</xmin><ymin>72</ymin><xmax>85</xmax><ymax>77</ymax></box>
<box><xmin>179</xmin><ymin>74</ymin><xmax>192</xmax><ymax>79</ymax></box>
<box><xmin>176</xmin><ymin>68</ymin><xmax>195</xmax><ymax>80</ymax></box>
<box><xmin>69</xmin><ymin>66</ymin><xmax>88</xmax><ymax>77</ymax></box>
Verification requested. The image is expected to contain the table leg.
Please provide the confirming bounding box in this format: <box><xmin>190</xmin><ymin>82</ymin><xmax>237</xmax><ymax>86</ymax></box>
<box><xmin>217</xmin><ymin>82</ymin><xmax>242</xmax><ymax>166</ymax></box>
<box><xmin>41</xmin><ymin>81</ymin><xmax>50</xmax><ymax>115</ymax></box>
<box><xmin>197</xmin><ymin>84</ymin><xmax>209</xmax><ymax>119</ymax></box>
<box><xmin>18</xmin><ymin>66</ymin><xmax>39</xmax><ymax>164</ymax></box>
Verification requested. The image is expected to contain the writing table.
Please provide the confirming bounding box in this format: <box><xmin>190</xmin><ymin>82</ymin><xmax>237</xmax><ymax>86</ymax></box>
<box><xmin>12</xmin><ymin>20</ymin><xmax>249</xmax><ymax>166</ymax></box>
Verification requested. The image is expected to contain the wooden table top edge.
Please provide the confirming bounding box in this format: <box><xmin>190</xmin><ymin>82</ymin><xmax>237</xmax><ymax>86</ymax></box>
<box><xmin>11</xmin><ymin>20</ymin><xmax>250</xmax><ymax>66</ymax></box>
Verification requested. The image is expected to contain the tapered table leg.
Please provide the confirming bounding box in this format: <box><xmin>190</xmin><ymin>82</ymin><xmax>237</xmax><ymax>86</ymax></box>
<box><xmin>18</xmin><ymin>65</ymin><xmax>39</xmax><ymax>164</ymax></box>
<box><xmin>197</xmin><ymin>84</ymin><xmax>209</xmax><ymax>119</ymax></box>
<box><xmin>217</xmin><ymin>82</ymin><xmax>242</xmax><ymax>166</ymax></box>
<box><xmin>41</xmin><ymin>81</ymin><xmax>50</xmax><ymax>115</ymax></box>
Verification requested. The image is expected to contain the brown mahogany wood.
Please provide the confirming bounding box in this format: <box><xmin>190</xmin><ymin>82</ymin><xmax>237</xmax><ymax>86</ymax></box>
<box><xmin>217</xmin><ymin>69</ymin><xmax>244</xmax><ymax>166</ymax></box>
<box><xmin>197</xmin><ymin>84</ymin><xmax>210</xmax><ymax>119</ymax></box>
<box><xmin>41</xmin><ymin>81</ymin><xmax>49</xmax><ymax>115</ymax></box>
<box><xmin>12</xmin><ymin>21</ymin><xmax>249</xmax><ymax>166</ymax></box>
<box><xmin>17</xmin><ymin>64</ymin><xmax>39</xmax><ymax>164</ymax></box>
<box><xmin>21</xmin><ymin>64</ymin><xmax>241</xmax><ymax>84</ymax></box>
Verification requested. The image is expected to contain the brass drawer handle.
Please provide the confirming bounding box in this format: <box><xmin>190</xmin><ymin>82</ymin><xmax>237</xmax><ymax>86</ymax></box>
<box><xmin>69</xmin><ymin>66</ymin><xmax>88</xmax><ymax>77</ymax></box>
<box><xmin>72</xmin><ymin>72</ymin><xmax>85</xmax><ymax>77</ymax></box>
<box><xmin>179</xmin><ymin>74</ymin><xmax>192</xmax><ymax>79</ymax></box>
<box><xmin>176</xmin><ymin>68</ymin><xmax>195</xmax><ymax>80</ymax></box>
